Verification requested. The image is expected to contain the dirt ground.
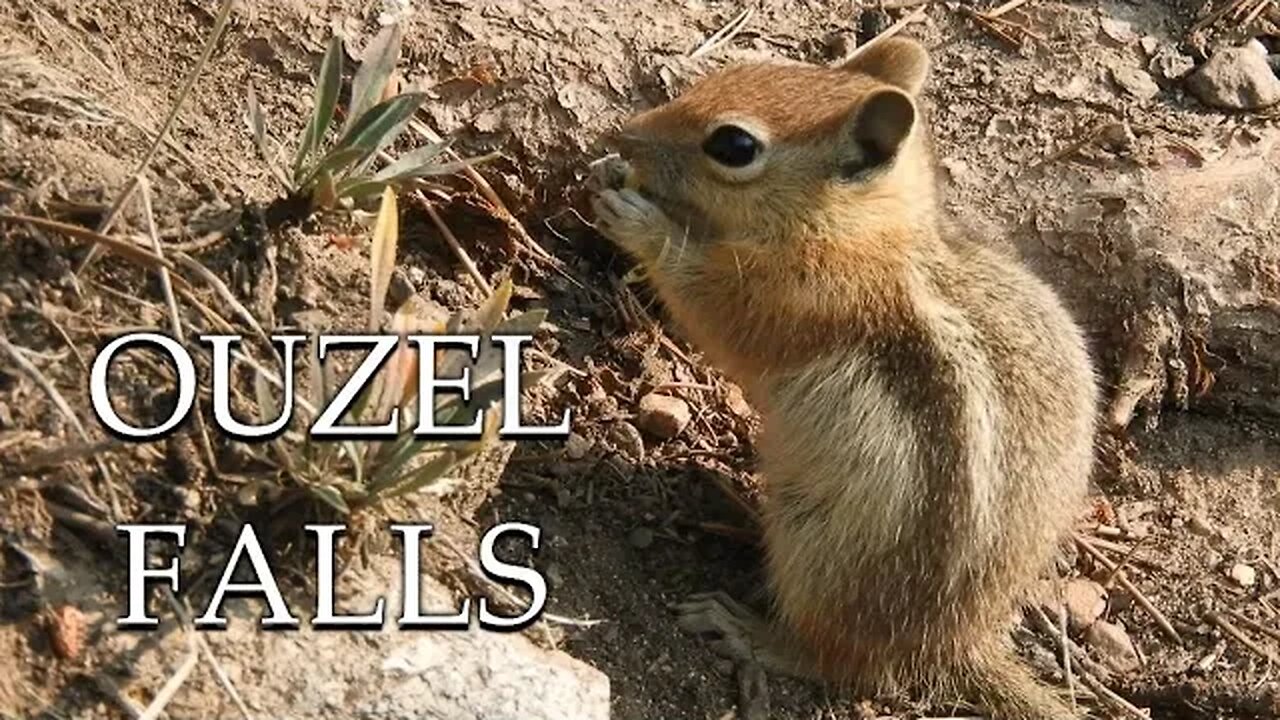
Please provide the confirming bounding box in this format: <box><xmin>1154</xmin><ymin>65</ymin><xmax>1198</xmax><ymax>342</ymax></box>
<box><xmin>2</xmin><ymin>1</ymin><xmax>1280</xmax><ymax>719</ymax></box>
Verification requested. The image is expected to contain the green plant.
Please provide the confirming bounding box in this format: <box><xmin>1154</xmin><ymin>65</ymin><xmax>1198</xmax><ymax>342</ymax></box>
<box><xmin>244</xmin><ymin>24</ymin><xmax>495</xmax><ymax>209</ymax></box>
<box><xmin>243</xmin><ymin>189</ymin><xmax>556</xmax><ymax>514</ymax></box>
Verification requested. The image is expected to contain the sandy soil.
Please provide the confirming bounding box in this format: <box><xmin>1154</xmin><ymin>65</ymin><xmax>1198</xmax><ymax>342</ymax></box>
<box><xmin>2</xmin><ymin>1</ymin><xmax>1279</xmax><ymax>719</ymax></box>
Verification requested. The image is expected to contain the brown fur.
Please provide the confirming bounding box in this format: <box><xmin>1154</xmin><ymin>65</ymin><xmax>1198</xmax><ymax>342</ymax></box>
<box><xmin>592</xmin><ymin>38</ymin><xmax>1096</xmax><ymax>719</ymax></box>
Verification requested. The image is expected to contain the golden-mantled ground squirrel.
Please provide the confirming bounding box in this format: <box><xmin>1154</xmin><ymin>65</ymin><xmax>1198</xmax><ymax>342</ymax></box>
<box><xmin>590</xmin><ymin>38</ymin><xmax>1097</xmax><ymax>719</ymax></box>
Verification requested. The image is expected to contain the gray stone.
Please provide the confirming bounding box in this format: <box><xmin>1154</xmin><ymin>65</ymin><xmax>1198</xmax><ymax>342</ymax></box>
<box><xmin>1187</xmin><ymin>46</ymin><xmax>1280</xmax><ymax>110</ymax></box>
<box><xmin>1085</xmin><ymin>620</ymin><xmax>1141</xmax><ymax>674</ymax></box>
<box><xmin>1111</xmin><ymin>65</ymin><xmax>1160</xmax><ymax>100</ymax></box>
<box><xmin>1149</xmin><ymin>47</ymin><xmax>1194</xmax><ymax>81</ymax></box>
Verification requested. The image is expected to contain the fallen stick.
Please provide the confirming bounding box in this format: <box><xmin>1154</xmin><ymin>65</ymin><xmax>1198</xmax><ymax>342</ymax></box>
<box><xmin>1207</xmin><ymin>612</ymin><xmax>1279</xmax><ymax>663</ymax></box>
<box><xmin>1074</xmin><ymin>534</ymin><xmax>1184</xmax><ymax>646</ymax></box>
<box><xmin>1225</xmin><ymin>609</ymin><xmax>1280</xmax><ymax>644</ymax></box>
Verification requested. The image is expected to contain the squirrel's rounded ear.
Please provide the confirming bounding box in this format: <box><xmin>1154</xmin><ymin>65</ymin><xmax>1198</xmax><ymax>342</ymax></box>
<box><xmin>840</xmin><ymin>37</ymin><xmax>930</xmax><ymax>96</ymax></box>
<box><xmin>849</xmin><ymin>88</ymin><xmax>916</xmax><ymax>170</ymax></box>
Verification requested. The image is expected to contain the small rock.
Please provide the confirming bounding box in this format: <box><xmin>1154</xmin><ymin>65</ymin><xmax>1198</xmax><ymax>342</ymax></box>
<box><xmin>607</xmin><ymin>420</ymin><xmax>645</xmax><ymax>461</ymax></box>
<box><xmin>564</xmin><ymin>432</ymin><xmax>593</xmax><ymax>460</ymax></box>
<box><xmin>1246</xmin><ymin>38</ymin><xmax>1269</xmax><ymax>57</ymax></box>
<box><xmin>388</xmin><ymin>269</ymin><xmax>415</xmax><ymax>307</ymax></box>
<box><xmin>941</xmin><ymin>157</ymin><xmax>971</xmax><ymax>182</ymax></box>
<box><xmin>724</xmin><ymin>383</ymin><xmax>754</xmax><ymax>419</ymax></box>
<box><xmin>1099</xmin><ymin>17</ymin><xmax>1136</xmax><ymax>45</ymax></box>
<box><xmin>1229</xmin><ymin>563</ymin><xmax>1257</xmax><ymax>588</ymax></box>
<box><xmin>627</xmin><ymin>527</ymin><xmax>654</xmax><ymax>550</ymax></box>
<box><xmin>1149</xmin><ymin>47</ymin><xmax>1195</xmax><ymax>81</ymax></box>
<box><xmin>47</xmin><ymin>605</ymin><xmax>86</xmax><ymax>661</ymax></box>
<box><xmin>1187</xmin><ymin>46</ymin><xmax>1280</xmax><ymax>110</ymax></box>
<box><xmin>1063</xmin><ymin>578</ymin><xmax>1108</xmax><ymax>631</ymax></box>
<box><xmin>1111</xmin><ymin>65</ymin><xmax>1160</xmax><ymax>100</ymax></box>
<box><xmin>1085</xmin><ymin>620</ymin><xmax>1141</xmax><ymax>673</ymax></box>
<box><xmin>636</xmin><ymin>393</ymin><xmax>691</xmax><ymax>439</ymax></box>
<box><xmin>1140</xmin><ymin>35</ymin><xmax>1159</xmax><ymax>56</ymax></box>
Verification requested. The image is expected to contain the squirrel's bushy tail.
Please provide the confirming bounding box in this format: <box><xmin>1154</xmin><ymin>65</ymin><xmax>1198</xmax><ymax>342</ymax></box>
<box><xmin>949</xmin><ymin>644</ymin><xmax>1079</xmax><ymax>720</ymax></box>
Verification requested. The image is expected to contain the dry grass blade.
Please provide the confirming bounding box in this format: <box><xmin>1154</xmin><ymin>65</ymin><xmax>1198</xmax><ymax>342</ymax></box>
<box><xmin>369</xmin><ymin>187</ymin><xmax>399</xmax><ymax>330</ymax></box>
<box><xmin>171</xmin><ymin>252</ymin><xmax>273</xmax><ymax>346</ymax></box>
<box><xmin>138</xmin><ymin>179</ymin><xmax>218</xmax><ymax>477</ymax></box>
<box><xmin>16</xmin><ymin>439</ymin><xmax>122</xmax><ymax>471</ymax></box>
<box><xmin>413</xmin><ymin>189</ymin><xmax>493</xmax><ymax>295</ymax></box>
<box><xmin>837</xmin><ymin>5</ymin><xmax>929</xmax><ymax>65</ymax></box>
<box><xmin>137</xmin><ymin>634</ymin><xmax>199</xmax><ymax>720</ymax></box>
<box><xmin>245</xmin><ymin>83</ymin><xmax>290</xmax><ymax>189</ymax></box>
<box><xmin>690</xmin><ymin>7</ymin><xmax>754</xmax><ymax>59</ymax></box>
<box><xmin>406</xmin><ymin>117</ymin><xmax>560</xmax><ymax>265</ymax></box>
<box><xmin>986</xmin><ymin>0</ymin><xmax>1032</xmax><ymax>19</ymax></box>
<box><xmin>0</xmin><ymin>212</ymin><xmax>172</xmax><ymax>269</ymax></box>
<box><xmin>79</xmin><ymin>0</ymin><xmax>236</xmax><ymax>272</ymax></box>
<box><xmin>0</xmin><ymin>334</ymin><xmax>119</xmax><ymax>517</ymax></box>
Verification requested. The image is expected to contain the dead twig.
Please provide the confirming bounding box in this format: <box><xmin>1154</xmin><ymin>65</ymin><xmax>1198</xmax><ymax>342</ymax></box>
<box><xmin>1226</xmin><ymin>609</ymin><xmax>1280</xmax><ymax>644</ymax></box>
<box><xmin>1029</xmin><ymin>605</ymin><xmax>1114</xmax><ymax>687</ymax></box>
<box><xmin>1060</xmin><ymin>603</ymin><xmax>1077</xmax><ymax>713</ymax></box>
<box><xmin>1075</xmin><ymin>534</ymin><xmax>1184</xmax><ymax>646</ymax></box>
<box><xmin>957</xmin><ymin>5</ymin><xmax>1023</xmax><ymax>48</ymax></box>
<box><xmin>1242</xmin><ymin>0</ymin><xmax>1274</xmax><ymax>26</ymax></box>
<box><xmin>1077</xmin><ymin>673</ymin><xmax>1151</xmax><ymax>720</ymax></box>
<box><xmin>1207</xmin><ymin>612</ymin><xmax>1279</xmax><ymax>663</ymax></box>
<box><xmin>160</xmin><ymin>591</ymin><xmax>256</xmax><ymax>720</ymax></box>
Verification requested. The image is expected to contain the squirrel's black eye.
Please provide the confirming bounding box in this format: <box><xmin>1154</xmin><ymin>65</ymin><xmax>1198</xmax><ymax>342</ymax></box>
<box><xmin>702</xmin><ymin>125</ymin><xmax>760</xmax><ymax>168</ymax></box>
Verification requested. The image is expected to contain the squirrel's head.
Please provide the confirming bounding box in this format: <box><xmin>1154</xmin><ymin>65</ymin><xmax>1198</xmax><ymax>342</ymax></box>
<box><xmin>612</xmin><ymin>38</ymin><xmax>935</xmax><ymax>243</ymax></box>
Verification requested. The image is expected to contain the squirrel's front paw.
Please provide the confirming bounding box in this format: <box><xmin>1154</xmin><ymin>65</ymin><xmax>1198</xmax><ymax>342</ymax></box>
<box><xmin>591</xmin><ymin>188</ymin><xmax>675</xmax><ymax>260</ymax></box>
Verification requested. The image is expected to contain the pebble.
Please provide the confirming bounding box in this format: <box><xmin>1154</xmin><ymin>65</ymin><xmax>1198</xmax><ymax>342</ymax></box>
<box><xmin>636</xmin><ymin>393</ymin><xmax>691</xmax><ymax>439</ymax></box>
<box><xmin>1149</xmin><ymin>47</ymin><xmax>1195</xmax><ymax>81</ymax></box>
<box><xmin>1229</xmin><ymin>563</ymin><xmax>1257</xmax><ymax>588</ymax></box>
<box><xmin>1187</xmin><ymin>45</ymin><xmax>1280</xmax><ymax>110</ymax></box>
<box><xmin>607</xmin><ymin>420</ymin><xmax>645</xmax><ymax>461</ymax></box>
<box><xmin>627</xmin><ymin>527</ymin><xmax>654</xmax><ymax>550</ymax></box>
<box><xmin>1111</xmin><ymin>65</ymin><xmax>1160</xmax><ymax>100</ymax></box>
<box><xmin>1084</xmin><ymin>620</ymin><xmax>1141</xmax><ymax>673</ymax></box>
<box><xmin>564</xmin><ymin>432</ymin><xmax>593</xmax><ymax>460</ymax></box>
<box><xmin>1063</xmin><ymin>578</ymin><xmax>1108</xmax><ymax>631</ymax></box>
<box><xmin>1099</xmin><ymin>17</ymin><xmax>1136</xmax><ymax>45</ymax></box>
